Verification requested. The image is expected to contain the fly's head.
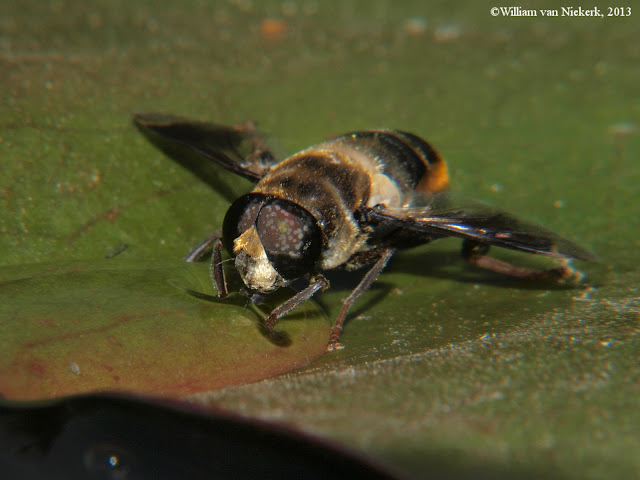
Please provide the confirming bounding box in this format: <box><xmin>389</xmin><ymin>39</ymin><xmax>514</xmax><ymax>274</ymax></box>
<box><xmin>223</xmin><ymin>194</ymin><xmax>322</xmax><ymax>293</ymax></box>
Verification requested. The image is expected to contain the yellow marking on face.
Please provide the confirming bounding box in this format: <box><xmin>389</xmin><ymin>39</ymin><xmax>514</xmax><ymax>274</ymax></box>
<box><xmin>233</xmin><ymin>225</ymin><xmax>263</xmax><ymax>257</ymax></box>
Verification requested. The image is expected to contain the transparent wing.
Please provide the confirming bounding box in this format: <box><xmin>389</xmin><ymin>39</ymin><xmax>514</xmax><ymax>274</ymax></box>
<box><xmin>133</xmin><ymin>113</ymin><xmax>277</xmax><ymax>182</ymax></box>
<box><xmin>371</xmin><ymin>192</ymin><xmax>598</xmax><ymax>261</ymax></box>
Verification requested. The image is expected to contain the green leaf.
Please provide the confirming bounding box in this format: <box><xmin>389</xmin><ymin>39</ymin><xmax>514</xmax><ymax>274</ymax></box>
<box><xmin>0</xmin><ymin>261</ymin><xmax>329</xmax><ymax>400</ymax></box>
<box><xmin>2</xmin><ymin>1</ymin><xmax>639</xmax><ymax>478</ymax></box>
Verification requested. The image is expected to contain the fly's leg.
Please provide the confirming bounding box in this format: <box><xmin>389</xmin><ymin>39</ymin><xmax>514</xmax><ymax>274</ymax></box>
<box><xmin>185</xmin><ymin>231</ymin><xmax>221</xmax><ymax>262</ymax></box>
<box><xmin>210</xmin><ymin>239</ymin><xmax>228</xmax><ymax>298</ymax></box>
<box><xmin>327</xmin><ymin>248</ymin><xmax>396</xmax><ymax>352</ymax></box>
<box><xmin>236</xmin><ymin>120</ymin><xmax>269</xmax><ymax>153</ymax></box>
<box><xmin>184</xmin><ymin>231</ymin><xmax>229</xmax><ymax>298</ymax></box>
<box><xmin>264</xmin><ymin>274</ymin><xmax>330</xmax><ymax>330</ymax></box>
<box><xmin>462</xmin><ymin>240</ymin><xmax>575</xmax><ymax>281</ymax></box>
<box><xmin>235</xmin><ymin>120</ymin><xmax>277</xmax><ymax>170</ymax></box>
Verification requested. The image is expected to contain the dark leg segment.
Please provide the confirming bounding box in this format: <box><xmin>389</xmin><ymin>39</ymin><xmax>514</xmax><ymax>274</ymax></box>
<box><xmin>327</xmin><ymin>248</ymin><xmax>396</xmax><ymax>352</ymax></box>
<box><xmin>210</xmin><ymin>239</ymin><xmax>228</xmax><ymax>298</ymax></box>
<box><xmin>462</xmin><ymin>240</ymin><xmax>573</xmax><ymax>281</ymax></box>
<box><xmin>185</xmin><ymin>231</ymin><xmax>229</xmax><ymax>298</ymax></box>
<box><xmin>185</xmin><ymin>231</ymin><xmax>222</xmax><ymax>263</ymax></box>
<box><xmin>236</xmin><ymin>120</ymin><xmax>278</xmax><ymax>171</ymax></box>
<box><xmin>264</xmin><ymin>275</ymin><xmax>330</xmax><ymax>330</ymax></box>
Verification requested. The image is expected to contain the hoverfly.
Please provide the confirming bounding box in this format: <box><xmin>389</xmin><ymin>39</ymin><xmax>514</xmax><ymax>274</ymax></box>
<box><xmin>133</xmin><ymin>114</ymin><xmax>597</xmax><ymax>352</ymax></box>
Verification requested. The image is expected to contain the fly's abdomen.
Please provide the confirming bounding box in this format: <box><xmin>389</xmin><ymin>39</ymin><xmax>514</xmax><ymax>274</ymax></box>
<box><xmin>331</xmin><ymin>130</ymin><xmax>450</xmax><ymax>205</ymax></box>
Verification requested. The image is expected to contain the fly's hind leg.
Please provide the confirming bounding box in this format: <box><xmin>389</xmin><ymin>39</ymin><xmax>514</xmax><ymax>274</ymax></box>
<box><xmin>462</xmin><ymin>240</ymin><xmax>575</xmax><ymax>282</ymax></box>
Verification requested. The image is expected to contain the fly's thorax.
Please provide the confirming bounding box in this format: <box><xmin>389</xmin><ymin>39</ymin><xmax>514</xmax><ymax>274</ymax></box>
<box><xmin>223</xmin><ymin>194</ymin><xmax>322</xmax><ymax>292</ymax></box>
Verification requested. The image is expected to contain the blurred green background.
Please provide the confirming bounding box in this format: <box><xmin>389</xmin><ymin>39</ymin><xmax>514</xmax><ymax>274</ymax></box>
<box><xmin>1</xmin><ymin>1</ymin><xmax>639</xmax><ymax>478</ymax></box>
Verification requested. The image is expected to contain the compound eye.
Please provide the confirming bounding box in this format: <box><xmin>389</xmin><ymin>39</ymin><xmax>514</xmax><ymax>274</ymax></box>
<box><xmin>256</xmin><ymin>200</ymin><xmax>321</xmax><ymax>280</ymax></box>
<box><xmin>222</xmin><ymin>194</ymin><xmax>269</xmax><ymax>254</ymax></box>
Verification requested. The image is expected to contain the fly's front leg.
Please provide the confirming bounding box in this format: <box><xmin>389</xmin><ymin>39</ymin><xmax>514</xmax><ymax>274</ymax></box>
<box><xmin>185</xmin><ymin>231</ymin><xmax>221</xmax><ymax>262</ymax></box>
<box><xmin>264</xmin><ymin>274</ymin><xmax>330</xmax><ymax>330</ymax></box>
<box><xmin>327</xmin><ymin>248</ymin><xmax>396</xmax><ymax>352</ymax></box>
<box><xmin>210</xmin><ymin>238</ymin><xmax>228</xmax><ymax>298</ymax></box>
<box><xmin>462</xmin><ymin>240</ymin><xmax>574</xmax><ymax>281</ymax></box>
<box><xmin>185</xmin><ymin>231</ymin><xmax>228</xmax><ymax>298</ymax></box>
